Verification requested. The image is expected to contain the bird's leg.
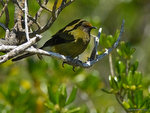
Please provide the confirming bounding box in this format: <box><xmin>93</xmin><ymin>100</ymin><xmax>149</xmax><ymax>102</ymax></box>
<box><xmin>33</xmin><ymin>44</ymin><xmax>43</xmax><ymax>60</ymax></box>
<box><xmin>72</xmin><ymin>56</ymin><xmax>79</xmax><ymax>71</ymax></box>
<box><xmin>73</xmin><ymin>66</ymin><xmax>76</xmax><ymax>72</ymax></box>
<box><xmin>62</xmin><ymin>61</ymin><xmax>66</xmax><ymax>68</ymax></box>
<box><xmin>62</xmin><ymin>56</ymin><xmax>72</xmax><ymax>68</ymax></box>
<box><xmin>62</xmin><ymin>56</ymin><xmax>79</xmax><ymax>71</ymax></box>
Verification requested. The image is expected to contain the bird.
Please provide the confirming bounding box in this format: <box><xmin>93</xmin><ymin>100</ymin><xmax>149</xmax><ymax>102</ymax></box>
<box><xmin>12</xmin><ymin>19</ymin><xmax>97</xmax><ymax>61</ymax></box>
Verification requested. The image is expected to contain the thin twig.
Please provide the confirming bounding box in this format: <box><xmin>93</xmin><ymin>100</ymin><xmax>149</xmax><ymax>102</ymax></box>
<box><xmin>24</xmin><ymin>0</ymin><xmax>30</xmax><ymax>41</ymax></box>
<box><xmin>28</xmin><ymin>0</ymin><xmax>50</xmax><ymax>28</ymax></box>
<box><xmin>55</xmin><ymin>0</ymin><xmax>75</xmax><ymax>18</ymax></box>
<box><xmin>52</xmin><ymin>0</ymin><xmax>58</xmax><ymax>19</ymax></box>
<box><xmin>0</xmin><ymin>0</ymin><xmax>9</xmax><ymax>27</ymax></box>
<box><xmin>115</xmin><ymin>94</ymin><xmax>128</xmax><ymax>113</ymax></box>
<box><xmin>12</xmin><ymin>0</ymin><xmax>24</xmax><ymax>32</ymax></box>
<box><xmin>29</xmin><ymin>0</ymin><xmax>76</xmax><ymax>38</ymax></box>
<box><xmin>0</xmin><ymin>22</ymin><xmax>10</xmax><ymax>40</ymax></box>
<box><xmin>109</xmin><ymin>53</ymin><xmax>114</xmax><ymax>77</ymax></box>
<box><xmin>0</xmin><ymin>22</ymin><xmax>7</xmax><ymax>30</ymax></box>
<box><xmin>61</xmin><ymin>0</ymin><xmax>76</xmax><ymax>9</ymax></box>
<box><xmin>37</xmin><ymin>0</ymin><xmax>52</xmax><ymax>13</ymax></box>
<box><xmin>27</xmin><ymin>15</ymin><xmax>41</xmax><ymax>28</ymax></box>
<box><xmin>126</xmin><ymin>60</ymin><xmax>129</xmax><ymax>76</ymax></box>
<box><xmin>90</xmin><ymin>28</ymin><xmax>102</xmax><ymax>60</ymax></box>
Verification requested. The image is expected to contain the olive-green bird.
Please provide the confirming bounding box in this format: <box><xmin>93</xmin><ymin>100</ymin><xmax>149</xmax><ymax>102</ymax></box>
<box><xmin>12</xmin><ymin>19</ymin><xmax>96</xmax><ymax>61</ymax></box>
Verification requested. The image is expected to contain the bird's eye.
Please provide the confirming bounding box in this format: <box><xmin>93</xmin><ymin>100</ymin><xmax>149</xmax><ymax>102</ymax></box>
<box><xmin>82</xmin><ymin>22</ymin><xmax>92</xmax><ymax>28</ymax></box>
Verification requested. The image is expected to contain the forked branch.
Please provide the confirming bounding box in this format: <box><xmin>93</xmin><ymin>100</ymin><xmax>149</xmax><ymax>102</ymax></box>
<box><xmin>0</xmin><ymin>20</ymin><xmax>125</xmax><ymax>68</ymax></box>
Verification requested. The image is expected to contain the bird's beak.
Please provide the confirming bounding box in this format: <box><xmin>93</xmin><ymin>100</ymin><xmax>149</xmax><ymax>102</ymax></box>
<box><xmin>91</xmin><ymin>26</ymin><xmax>97</xmax><ymax>29</ymax></box>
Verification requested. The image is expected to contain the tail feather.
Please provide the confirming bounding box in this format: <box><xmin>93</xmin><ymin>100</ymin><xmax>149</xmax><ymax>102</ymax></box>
<box><xmin>12</xmin><ymin>46</ymin><xmax>44</xmax><ymax>61</ymax></box>
<box><xmin>12</xmin><ymin>53</ymin><xmax>35</xmax><ymax>61</ymax></box>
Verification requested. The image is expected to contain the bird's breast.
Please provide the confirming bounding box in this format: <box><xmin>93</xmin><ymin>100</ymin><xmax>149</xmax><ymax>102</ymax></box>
<box><xmin>50</xmin><ymin>36</ymin><xmax>90</xmax><ymax>58</ymax></box>
<box><xmin>48</xmin><ymin>30</ymin><xmax>91</xmax><ymax>58</ymax></box>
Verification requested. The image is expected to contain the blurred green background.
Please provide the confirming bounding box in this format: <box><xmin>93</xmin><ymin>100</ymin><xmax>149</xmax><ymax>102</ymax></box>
<box><xmin>0</xmin><ymin>0</ymin><xmax>150</xmax><ymax>112</ymax></box>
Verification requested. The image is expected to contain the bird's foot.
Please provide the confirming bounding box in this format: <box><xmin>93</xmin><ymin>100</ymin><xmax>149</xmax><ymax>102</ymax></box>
<box><xmin>62</xmin><ymin>61</ymin><xmax>66</xmax><ymax>68</ymax></box>
<box><xmin>62</xmin><ymin>56</ymin><xmax>80</xmax><ymax>71</ymax></box>
<box><xmin>73</xmin><ymin>66</ymin><xmax>76</xmax><ymax>72</ymax></box>
<box><xmin>72</xmin><ymin>56</ymin><xmax>80</xmax><ymax>72</ymax></box>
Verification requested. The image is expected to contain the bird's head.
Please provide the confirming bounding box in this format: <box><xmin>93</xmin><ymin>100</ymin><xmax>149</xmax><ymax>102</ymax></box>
<box><xmin>63</xmin><ymin>19</ymin><xmax>97</xmax><ymax>34</ymax></box>
<box><xmin>80</xmin><ymin>20</ymin><xmax>97</xmax><ymax>34</ymax></box>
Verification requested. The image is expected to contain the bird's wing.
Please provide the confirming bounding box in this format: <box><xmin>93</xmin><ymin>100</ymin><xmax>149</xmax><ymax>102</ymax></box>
<box><xmin>41</xmin><ymin>19</ymin><xmax>83</xmax><ymax>48</ymax></box>
<box><xmin>41</xmin><ymin>30</ymin><xmax>76</xmax><ymax>48</ymax></box>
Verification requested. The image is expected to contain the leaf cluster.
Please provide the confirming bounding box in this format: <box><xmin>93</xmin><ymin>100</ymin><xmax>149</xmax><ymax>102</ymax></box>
<box><xmin>102</xmin><ymin>40</ymin><xmax>150</xmax><ymax>112</ymax></box>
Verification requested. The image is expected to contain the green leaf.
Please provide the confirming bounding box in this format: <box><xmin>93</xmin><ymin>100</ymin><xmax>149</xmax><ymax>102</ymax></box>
<box><xmin>113</xmin><ymin>30</ymin><xmax>120</xmax><ymax>41</ymax></box>
<box><xmin>66</xmin><ymin>86</ymin><xmax>77</xmax><ymax>105</ymax></box>
<box><xmin>44</xmin><ymin>101</ymin><xmax>54</xmax><ymax>110</ymax></box>
<box><xmin>116</xmin><ymin>60</ymin><xmax>125</xmax><ymax>74</ymax></box>
<box><xmin>128</xmin><ymin>99</ymin><xmax>134</xmax><ymax>109</ymax></box>
<box><xmin>134</xmin><ymin>71</ymin><xmax>142</xmax><ymax>85</ymax></box>
<box><xmin>117</xmin><ymin>75</ymin><xmax>122</xmax><ymax>88</ymax></box>
<box><xmin>134</xmin><ymin>60</ymin><xmax>139</xmax><ymax>71</ymax></box>
<box><xmin>127</xmin><ymin>91</ymin><xmax>132</xmax><ymax>101</ymax></box>
<box><xmin>58</xmin><ymin>84</ymin><xmax>67</xmax><ymax>108</ymax></box>
<box><xmin>119</xmin><ymin>41</ymin><xmax>135</xmax><ymax>60</ymax></box>
<box><xmin>130</xmin><ymin>48</ymin><xmax>136</xmax><ymax>55</ymax></box>
<box><xmin>123</xmin><ymin>83</ymin><xmax>129</xmax><ymax>90</ymax></box>
<box><xmin>130</xmin><ymin>60</ymin><xmax>139</xmax><ymax>72</ymax></box>
<box><xmin>109</xmin><ymin>75</ymin><xmax>113</xmax><ymax>88</ymax></box>
<box><xmin>116</xmin><ymin>48</ymin><xmax>122</xmax><ymax>56</ymax></box>
<box><xmin>134</xmin><ymin>90</ymin><xmax>143</xmax><ymax>108</ymax></box>
<box><xmin>141</xmin><ymin>96</ymin><xmax>150</xmax><ymax>108</ymax></box>
<box><xmin>127</xmin><ymin>70</ymin><xmax>133</xmax><ymax>85</ymax></box>
<box><xmin>109</xmin><ymin>75</ymin><xmax>119</xmax><ymax>91</ymax></box>
<box><xmin>48</xmin><ymin>86</ymin><xmax>57</xmax><ymax>104</ymax></box>
<box><xmin>67</xmin><ymin>107</ymin><xmax>80</xmax><ymax>113</ymax></box>
<box><xmin>106</xmin><ymin>35</ymin><xmax>114</xmax><ymax>47</ymax></box>
<box><xmin>122</xmin><ymin>101</ymin><xmax>130</xmax><ymax>109</ymax></box>
<box><xmin>120</xmin><ymin>73</ymin><xmax>128</xmax><ymax>84</ymax></box>
<box><xmin>101</xmin><ymin>88</ymin><xmax>113</xmax><ymax>94</ymax></box>
<box><xmin>100</xmin><ymin>33</ymin><xmax>118</xmax><ymax>48</ymax></box>
<box><xmin>100</xmin><ymin>34</ymin><xmax>107</xmax><ymax>48</ymax></box>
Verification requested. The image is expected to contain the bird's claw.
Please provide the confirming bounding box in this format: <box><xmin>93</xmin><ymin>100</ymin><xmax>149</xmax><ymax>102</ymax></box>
<box><xmin>62</xmin><ymin>61</ymin><xmax>66</xmax><ymax>68</ymax></box>
<box><xmin>72</xmin><ymin>66</ymin><xmax>76</xmax><ymax>72</ymax></box>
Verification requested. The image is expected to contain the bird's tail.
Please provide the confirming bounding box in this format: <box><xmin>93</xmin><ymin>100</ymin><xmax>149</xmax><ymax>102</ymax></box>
<box><xmin>12</xmin><ymin>45</ymin><xmax>44</xmax><ymax>61</ymax></box>
<box><xmin>12</xmin><ymin>53</ymin><xmax>36</xmax><ymax>61</ymax></box>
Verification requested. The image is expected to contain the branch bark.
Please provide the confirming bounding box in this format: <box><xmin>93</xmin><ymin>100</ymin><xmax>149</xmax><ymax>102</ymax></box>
<box><xmin>0</xmin><ymin>35</ymin><xmax>42</xmax><ymax>64</ymax></box>
<box><xmin>0</xmin><ymin>0</ymin><xmax>76</xmax><ymax>46</ymax></box>
<box><xmin>0</xmin><ymin>20</ymin><xmax>125</xmax><ymax>68</ymax></box>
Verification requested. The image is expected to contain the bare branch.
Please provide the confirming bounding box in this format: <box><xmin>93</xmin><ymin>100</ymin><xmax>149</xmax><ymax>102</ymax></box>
<box><xmin>0</xmin><ymin>22</ymin><xmax>10</xmax><ymax>44</ymax></box>
<box><xmin>29</xmin><ymin>0</ymin><xmax>76</xmax><ymax>38</ymax></box>
<box><xmin>13</xmin><ymin>0</ymin><xmax>25</xmax><ymax>31</ymax></box>
<box><xmin>28</xmin><ymin>0</ymin><xmax>50</xmax><ymax>28</ymax></box>
<box><xmin>0</xmin><ymin>0</ymin><xmax>9</xmax><ymax>27</ymax></box>
<box><xmin>37</xmin><ymin>0</ymin><xmax>52</xmax><ymax>13</ymax></box>
<box><xmin>4</xmin><ymin>20</ymin><xmax>125</xmax><ymax>68</ymax></box>
<box><xmin>90</xmin><ymin>28</ymin><xmax>102</xmax><ymax>60</ymax></box>
<box><xmin>52</xmin><ymin>0</ymin><xmax>58</xmax><ymax>19</ymax></box>
<box><xmin>109</xmin><ymin>53</ymin><xmax>114</xmax><ymax>77</ymax></box>
<box><xmin>0</xmin><ymin>0</ymin><xmax>76</xmax><ymax>47</ymax></box>
<box><xmin>0</xmin><ymin>35</ymin><xmax>42</xmax><ymax>64</ymax></box>
<box><xmin>27</xmin><ymin>15</ymin><xmax>41</xmax><ymax>28</ymax></box>
<box><xmin>0</xmin><ymin>22</ymin><xmax>8</xmax><ymax>30</ymax></box>
<box><xmin>24</xmin><ymin>0</ymin><xmax>30</xmax><ymax>41</ymax></box>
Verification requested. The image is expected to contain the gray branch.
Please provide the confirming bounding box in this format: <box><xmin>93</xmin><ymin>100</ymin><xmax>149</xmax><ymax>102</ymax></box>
<box><xmin>0</xmin><ymin>35</ymin><xmax>42</xmax><ymax>64</ymax></box>
<box><xmin>0</xmin><ymin>20</ymin><xmax>125</xmax><ymax>67</ymax></box>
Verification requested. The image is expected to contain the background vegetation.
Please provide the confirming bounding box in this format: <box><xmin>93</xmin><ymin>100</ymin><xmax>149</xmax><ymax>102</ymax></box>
<box><xmin>0</xmin><ymin>0</ymin><xmax>150</xmax><ymax>112</ymax></box>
